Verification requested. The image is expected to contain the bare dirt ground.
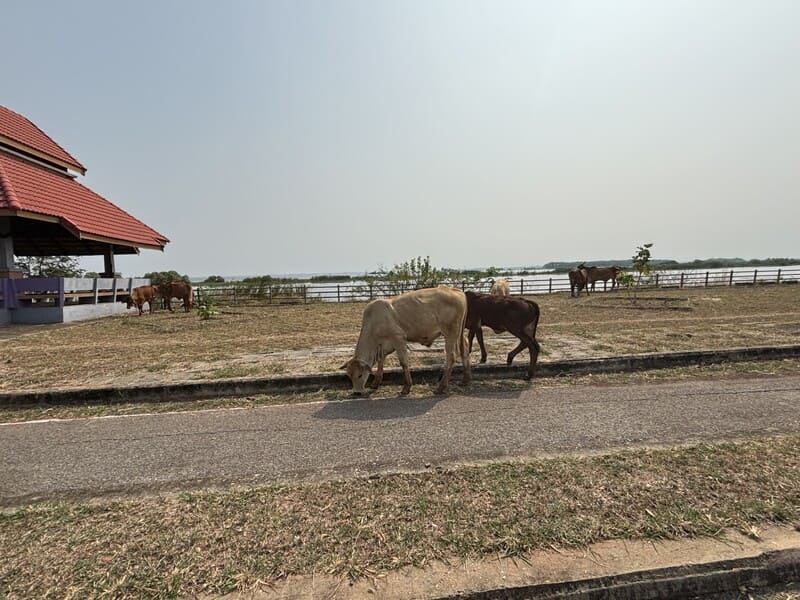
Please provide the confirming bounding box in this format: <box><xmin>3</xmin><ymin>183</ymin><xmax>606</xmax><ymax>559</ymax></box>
<box><xmin>2</xmin><ymin>284</ymin><xmax>799</xmax><ymax>392</ymax></box>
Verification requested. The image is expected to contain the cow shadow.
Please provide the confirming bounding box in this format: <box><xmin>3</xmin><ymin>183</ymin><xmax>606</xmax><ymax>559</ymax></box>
<box><xmin>313</xmin><ymin>393</ymin><xmax>445</xmax><ymax>422</ymax></box>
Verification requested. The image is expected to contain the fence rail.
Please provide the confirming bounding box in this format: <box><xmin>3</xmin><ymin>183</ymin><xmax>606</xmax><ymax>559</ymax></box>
<box><xmin>0</xmin><ymin>277</ymin><xmax>149</xmax><ymax>310</ymax></box>
<box><xmin>193</xmin><ymin>266</ymin><xmax>800</xmax><ymax>307</ymax></box>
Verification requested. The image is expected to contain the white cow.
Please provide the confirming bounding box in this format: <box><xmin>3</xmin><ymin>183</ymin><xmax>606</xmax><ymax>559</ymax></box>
<box><xmin>341</xmin><ymin>287</ymin><xmax>472</xmax><ymax>395</ymax></box>
<box><xmin>490</xmin><ymin>278</ymin><xmax>510</xmax><ymax>297</ymax></box>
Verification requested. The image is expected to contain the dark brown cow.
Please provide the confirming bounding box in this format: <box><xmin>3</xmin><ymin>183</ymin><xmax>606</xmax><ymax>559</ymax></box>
<box><xmin>569</xmin><ymin>265</ymin><xmax>589</xmax><ymax>297</ymax></box>
<box><xmin>585</xmin><ymin>265</ymin><xmax>624</xmax><ymax>291</ymax></box>
<box><xmin>158</xmin><ymin>280</ymin><xmax>193</xmax><ymax>312</ymax></box>
<box><xmin>464</xmin><ymin>291</ymin><xmax>541</xmax><ymax>379</ymax></box>
<box><xmin>125</xmin><ymin>285</ymin><xmax>158</xmax><ymax>315</ymax></box>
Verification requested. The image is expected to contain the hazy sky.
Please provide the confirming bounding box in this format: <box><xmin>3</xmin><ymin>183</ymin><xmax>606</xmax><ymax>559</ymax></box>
<box><xmin>4</xmin><ymin>1</ymin><xmax>799</xmax><ymax>277</ymax></box>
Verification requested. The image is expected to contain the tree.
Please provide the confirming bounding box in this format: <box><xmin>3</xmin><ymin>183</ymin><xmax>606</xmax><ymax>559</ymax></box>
<box><xmin>15</xmin><ymin>255</ymin><xmax>84</xmax><ymax>277</ymax></box>
<box><xmin>143</xmin><ymin>271</ymin><xmax>190</xmax><ymax>286</ymax></box>
<box><xmin>618</xmin><ymin>243</ymin><xmax>653</xmax><ymax>301</ymax></box>
<box><xmin>204</xmin><ymin>275</ymin><xmax>225</xmax><ymax>284</ymax></box>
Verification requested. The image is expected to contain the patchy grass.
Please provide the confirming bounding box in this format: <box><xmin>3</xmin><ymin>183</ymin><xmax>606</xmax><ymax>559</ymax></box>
<box><xmin>2</xmin><ymin>358</ymin><xmax>798</xmax><ymax>424</ymax></box>
<box><xmin>1</xmin><ymin>285</ymin><xmax>799</xmax><ymax>393</ymax></box>
<box><xmin>1</xmin><ymin>436</ymin><xmax>798</xmax><ymax>599</ymax></box>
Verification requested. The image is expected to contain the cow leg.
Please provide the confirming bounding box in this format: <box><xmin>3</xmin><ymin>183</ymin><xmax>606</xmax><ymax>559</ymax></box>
<box><xmin>473</xmin><ymin>326</ymin><xmax>488</xmax><ymax>363</ymax></box>
<box><xmin>435</xmin><ymin>336</ymin><xmax>456</xmax><ymax>395</ymax></box>
<box><xmin>459</xmin><ymin>330</ymin><xmax>471</xmax><ymax>384</ymax></box>
<box><xmin>507</xmin><ymin>337</ymin><xmax>526</xmax><ymax>364</ymax></box>
<box><xmin>508</xmin><ymin>330</ymin><xmax>540</xmax><ymax>379</ymax></box>
<box><xmin>369</xmin><ymin>357</ymin><xmax>384</xmax><ymax>390</ymax></box>
<box><xmin>396</xmin><ymin>346</ymin><xmax>413</xmax><ymax>395</ymax></box>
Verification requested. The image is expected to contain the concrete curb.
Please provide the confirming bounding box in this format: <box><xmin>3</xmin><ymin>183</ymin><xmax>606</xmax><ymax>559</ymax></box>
<box><xmin>443</xmin><ymin>548</ymin><xmax>800</xmax><ymax>600</ymax></box>
<box><xmin>2</xmin><ymin>344</ymin><xmax>799</xmax><ymax>408</ymax></box>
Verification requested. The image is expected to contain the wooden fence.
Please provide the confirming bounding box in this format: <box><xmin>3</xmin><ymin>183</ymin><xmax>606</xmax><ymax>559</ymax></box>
<box><xmin>193</xmin><ymin>266</ymin><xmax>800</xmax><ymax>307</ymax></box>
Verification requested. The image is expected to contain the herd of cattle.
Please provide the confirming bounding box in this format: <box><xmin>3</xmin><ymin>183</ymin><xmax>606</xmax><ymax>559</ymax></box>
<box><xmin>568</xmin><ymin>264</ymin><xmax>624</xmax><ymax>297</ymax></box>
<box><xmin>341</xmin><ymin>277</ymin><xmax>541</xmax><ymax>396</ymax></box>
<box><xmin>122</xmin><ymin>281</ymin><xmax>193</xmax><ymax>315</ymax></box>
<box><xmin>125</xmin><ymin>267</ymin><xmax>625</xmax><ymax>396</ymax></box>
<box><xmin>341</xmin><ymin>265</ymin><xmax>629</xmax><ymax>396</ymax></box>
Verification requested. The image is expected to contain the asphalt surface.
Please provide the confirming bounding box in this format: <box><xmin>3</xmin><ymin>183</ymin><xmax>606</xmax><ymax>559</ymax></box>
<box><xmin>1</xmin><ymin>375</ymin><xmax>799</xmax><ymax>506</ymax></box>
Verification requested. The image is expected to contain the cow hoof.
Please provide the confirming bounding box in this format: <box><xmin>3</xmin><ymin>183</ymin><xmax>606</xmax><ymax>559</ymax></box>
<box><xmin>434</xmin><ymin>387</ymin><xmax>447</xmax><ymax>395</ymax></box>
<box><xmin>480</xmin><ymin>357</ymin><xmax>487</xmax><ymax>364</ymax></box>
<box><xmin>400</xmin><ymin>387</ymin><xmax>411</xmax><ymax>395</ymax></box>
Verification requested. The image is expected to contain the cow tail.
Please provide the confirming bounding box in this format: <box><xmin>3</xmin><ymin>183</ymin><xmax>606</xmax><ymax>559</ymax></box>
<box><xmin>459</xmin><ymin>302</ymin><xmax>469</xmax><ymax>361</ymax></box>
<box><xmin>525</xmin><ymin>300</ymin><xmax>542</xmax><ymax>352</ymax></box>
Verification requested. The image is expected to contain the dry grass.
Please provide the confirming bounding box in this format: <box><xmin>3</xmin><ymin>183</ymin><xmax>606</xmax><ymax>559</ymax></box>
<box><xmin>1</xmin><ymin>436</ymin><xmax>798</xmax><ymax>599</ymax></box>
<box><xmin>2</xmin><ymin>285</ymin><xmax>799</xmax><ymax>393</ymax></box>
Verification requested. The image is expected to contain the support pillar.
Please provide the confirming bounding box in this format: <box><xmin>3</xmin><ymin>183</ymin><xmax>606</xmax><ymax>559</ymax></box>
<box><xmin>100</xmin><ymin>245</ymin><xmax>119</xmax><ymax>278</ymax></box>
<box><xmin>0</xmin><ymin>217</ymin><xmax>23</xmax><ymax>279</ymax></box>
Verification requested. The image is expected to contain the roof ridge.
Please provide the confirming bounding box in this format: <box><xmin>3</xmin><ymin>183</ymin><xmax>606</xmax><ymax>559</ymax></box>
<box><xmin>0</xmin><ymin>158</ymin><xmax>22</xmax><ymax>210</ymax></box>
<box><xmin>0</xmin><ymin>104</ymin><xmax>86</xmax><ymax>173</ymax></box>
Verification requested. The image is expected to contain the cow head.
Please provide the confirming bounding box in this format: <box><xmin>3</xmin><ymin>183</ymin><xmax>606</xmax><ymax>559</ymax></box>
<box><xmin>340</xmin><ymin>358</ymin><xmax>371</xmax><ymax>395</ymax></box>
<box><xmin>125</xmin><ymin>297</ymin><xmax>135</xmax><ymax>309</ymax></box>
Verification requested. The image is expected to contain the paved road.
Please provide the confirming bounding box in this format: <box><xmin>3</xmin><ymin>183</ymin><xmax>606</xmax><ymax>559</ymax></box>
<box><xmin>2</xmin><ymin>376</ymin><xmax>799</xmax><ymax>506</ymax></box>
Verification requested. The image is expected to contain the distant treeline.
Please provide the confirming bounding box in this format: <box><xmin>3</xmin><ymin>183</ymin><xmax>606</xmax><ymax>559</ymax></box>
<box><xmin>196</xmin><ymin>257</ymin><xmax>800</xmax><ymax>285</ymax></box>
<box><xmin>543</xmin><ymin>258</ymin><xmax>800</xmax><ymax>273</ymax></box>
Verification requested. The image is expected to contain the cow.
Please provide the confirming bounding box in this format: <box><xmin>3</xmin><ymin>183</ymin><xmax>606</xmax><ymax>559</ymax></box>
<box><xmin>569</xmin><ymin>264</ymin><xmax>589</xmax><ymax>297</ymax></box>
<box><xmin>158</xmin><ymin>280</ymin><xmax>193</xmax><ymax>312</ymax></box>
<box><xmin>465</xmin><ymin>291</ymin><xmax>541</xmax><ymax>380</ymax></box>
<box><xmin>125</xmin><ymin>285</ymin><xmax>158</xmax><ymax>316</ymax></box>
<box><xmin>489</xmin><ymin>278</ymin><xmax>510</xmax><ymax>297</ymax></box>
<box><xmin>585</xmin><ymin>265</ymin><xmax>624</xmax><ymax>291</ymax></box>
<box><xmin>340</xmin><ymin>287</ymin><xmax>472</xmax><ymax>396</ymax></box>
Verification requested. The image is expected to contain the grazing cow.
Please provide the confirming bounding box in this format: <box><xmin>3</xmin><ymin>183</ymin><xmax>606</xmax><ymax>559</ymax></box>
<box><xmin>341</xmin><ymin>287</ymin><xmax>472</xmax><ymax>395</ymax></box>
<box><xmin>585</xmin><ymin>266</ymin><xmax>624</xmax><ymax>291</ymax></box>
<box><xmin>465</xmin><ymin>291</ymin><xmax>541</xmax><ymax>379</ymax></box>
<box><xmin>569</xmin><ymin>265</ymin><xmax>589</xmax><ymax>297</ymax></box>
<box><xmin>158</xmin><ymin>281</ymin><xmax>193</xmax><ymax>312</ymax></box>
<box><xmin>125</xmin><ymin>285</ymin><xmax>158</xmax><ymax>316</ymax></box>
<box><xmin>489</xmin><ymin>278</ymin><xmax>510</xmax><ymax>297</ymax></box>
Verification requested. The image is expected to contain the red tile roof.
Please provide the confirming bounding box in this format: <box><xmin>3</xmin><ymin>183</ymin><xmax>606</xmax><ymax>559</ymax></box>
<box><xmin>0</xmin><ymin>151</ymin><xmax>168</xmax><ymax>250</ymax></box>
<box><xmin>0</xmin><ymin>104</ymin><xmax>86</xmax><ymax>174</ymax></box>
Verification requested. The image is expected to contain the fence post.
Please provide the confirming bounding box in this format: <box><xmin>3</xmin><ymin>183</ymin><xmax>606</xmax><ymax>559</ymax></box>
<box><xmin>93</xmin><ymin>278</ymin><xmax>99</xmax><ymax>304</ymax></box>
<box><xmin>777</xmin><ymin>269</ymin><xmax>782</xmax><ymax>284</ymax></box>
<box><xmin>753</xmin><ymin>269</ymin><xmax>758</xmax><ymax>285</ymax></box>
<box><xmin>233</xmin><ymin>286</ymin><xmax>237</xmax><ymax>306</ymax></box>
<box><xmin>462</xmin><ymin>280</ymin><xmax>466</xmax><ymax>291</ymax></box>
<box><xmin>303</xmin><ymin>285</ymin><xmax>307</xmax><ymax>304</ymax></box>
<box><xmin>680</xmin><ymin>273</ymin><xmax>684</xmax><ymax>288</ymax></box>
<box><xmin>337</xmin><ymin>284</ymin><xmax>340</xmax><ymax>303</ymax></box>
<box><xmin>705</xmin><ymin>271</ymin><xmax>709</xmax><ymax>287</ymax></box>
<box><xmin>369</xmin><ymin>283</ymin><xmax>373</xmax><ymax>300</ymax></box>
<box><xmin>520</xmin><ymin>278</ymin><xmax>524</xmax><ymax>296</ymax></box>
<box><xmin>729</xmin><ymin>270</ymin><xmax>734</xmax><ymax>286</ymax></box>
<box><xmin>655</xmin><ymin>273</ymin><xmax>659</xmax><ymax>287</ymax></box>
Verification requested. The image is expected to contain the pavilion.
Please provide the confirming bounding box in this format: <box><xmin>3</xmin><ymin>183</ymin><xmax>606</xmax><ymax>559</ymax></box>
<box><xmin>0</xmin><ymin>104</ymin><xmax>169</xmax><ymax>324</ymax></box>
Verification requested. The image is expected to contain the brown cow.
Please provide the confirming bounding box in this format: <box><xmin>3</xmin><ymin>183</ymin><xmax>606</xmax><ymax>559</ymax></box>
<box><xmin>341</xmin><ymin>287</ymin><xmax>472</xmax><ymax>395</ymax></box>
<box><xmin>465</xmin><ymin>291</ymin><xmax>541</xmax><ymax>379</ymax></box>
<box><xmin>569</xmin><ymin>264</ymin><xmax>589</xmax><ymax>297</ymax></box>
<box><xmin>125</xmin><ymin>285</ymin><xmax>158</xmax><ymax>315</ymax></box>
<box><xmin>585</xmin><ymin>265</ymin><xmax>624</xmax><ymax>291</ymax></box>
<box><xmin>158</xmin><ymin>280</ymin><xmax>193</xmax><ymax>312</ymax></box>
